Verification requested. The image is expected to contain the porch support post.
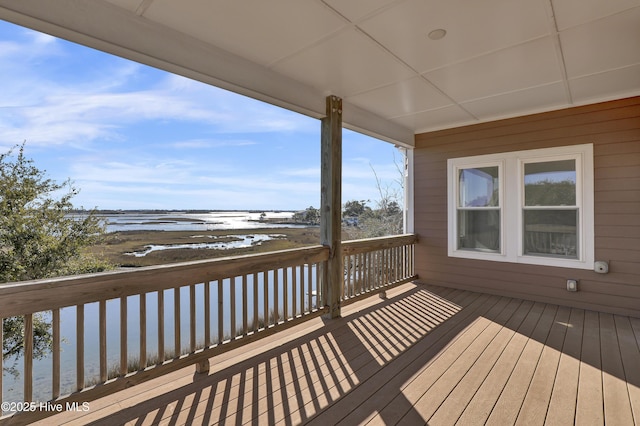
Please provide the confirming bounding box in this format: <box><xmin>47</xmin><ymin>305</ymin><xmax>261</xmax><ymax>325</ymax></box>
<box><xmin>321</xmin><ymin>95</ymin><xmax>343</xmax><ymax>318</ymax></box>
<box><xmin>404</xmin><ymin>147</ymin><xmax>415</xmax><ymax>234</ymax></box>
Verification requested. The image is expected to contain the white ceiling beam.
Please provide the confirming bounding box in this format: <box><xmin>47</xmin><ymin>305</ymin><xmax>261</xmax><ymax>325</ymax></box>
<box><xmin>0</xmin><ymin>0</ymin><xmax>414</xmax><ymax>147</ymax></box>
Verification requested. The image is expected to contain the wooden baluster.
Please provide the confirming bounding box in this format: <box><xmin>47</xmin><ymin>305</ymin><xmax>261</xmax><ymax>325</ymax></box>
<box><xmin>353</xmin><ymin>253</ymin><xmax>358</xmax><ymax>294</ymax></box>
<box><xmin>230</xmin><ymin>278</ymin><xmax>236</xmax><ymax>339</ymax></box>
<box><xmin>352</xmin><ymin>254</ymin><xmax>357</xmax><ymax>296</ymax></box>
<box><xmin>190</xmin><ymin>285</ymin><xmax>196</xmax><ymax>352</ymax></box>
<box><xmin>99</xmin><ymin>300</ymin><xmax>107</xmax><ymax>382</ymax></box>
<box><xmin>218</xmin><ymin>280</ymin><xmax>224</xmax><ymax>343</ymax></box>
<box><xmin>120</xmin><ymin>297</ymin><xmax>127</xmax><ymax>375</ymax></box>
<box><xmin>283</xmin><ymin>268</ymin><xmax>288</xmax><ymax>322</ymax></box>
<box><xmin>299</xmin><ymin>265</ymin><xmax>304</xmax><ymax>317</ymax></box>
<box><xmin>411</xmin><ymin>244</ymin><xmax>415</xmax><ymax>276</ymax></box>
<box><xmin>390</xmin><ymin>247</ymin><xmax>394</xmax><ymax>284</ymax></box>
<box><xmin>274</xmin><ymin>270</ymin><xmax>280</xmax><ymax>324</ymax></box>
<box><xmin>359</xmin><ymin>252</ymin><xmax>365</xmax><ymax>294</ymax></box>
<box><xmin>359</xmin><ymin>253</ymin><xmax>364</xmax><ymax>293</ymax></box>
<box><xmin>376</xmin><ymin>250</ymin><xmax>380</xmax><ymax>287</ymax></box>
<box><xmin>292</xmin><ymin>266</ymin><xmax>297</xmax><ymax>319</ymax></box>
<box><xmin>367</xmin><ymin>252</ymin><xmax>372</xmax><ymax>290</ymax></box>
<box><xmin>24</xmin><ymin>314</ymin><xmax>33</xmax><ymax>402</ymax></box>
<box><xmin>353</xmin><ymin>254</ymin><xmax>358</xmax><ymax>296</ymax></box>
<box><xmin>345</xmin><ymin>255</ymin><xmax>351</xmax><ymax>299</ymax></box>
<box><xmin>52</xmin><ymin>309</ymin><xmax>60</xmax><ymax>399</ymax></box>
<box><xmin>242</xmin><ymin>275</ymin><xmax>248</xmax><ymax>337</ymax></box>
<box><xmin>96</xmin><ymin>304</ymin><xmax>108</xmax><ymax>383</ymax></box>
<box><xmin>370</xmin><ymin>251</ymin><xmax>375</xmax><ymax>290</ymax></box>
<box><xmin>366</xmin><ymin>252</ymin><xmax>371</xmax><ymax>290</ymax></box>
<box><xmin>385</xmin><ymin>249</ymin><xmax>390</xmax><ymax>285</ymax></box>
<box><xmin>76</xmin><ymin>305</ymin><xmax>84</xmax><ymax>391</ymax></box>
<box><xmin>378</xmin><ymin>251</ymin><xmax>383</xmax><ymax>288</ymax></box>
<box><xmin>391</xmin><ymin>247</ymin><xmax>395</xmax><ymax>284</ymax></box>
<box><xmin>204</xmin><ymin>282</ymin><xmax>210</xmax><ymax>348</ymax></box>
<box><xmin>404</xmin><ymin>245</ymin><xmax>409</xmax><ymax>278</ymax></box>
<box><xmin>140</xmin><ymin>294</ymin><xmax>147</xmax><ymax>367</ymax></box>
<box><xmin>253</xmin><ymin>273</ymin><xmax>258</xmax><ymax>332</ymax></box>
<box><xmin>174</xmin><ymin>287</ymin><xmax>181</xmax><ymax>356</ymax></box>
<box><xmin>317</xmin><ymin>262</ymin><xmax>325</xmax><ymax>307</ymax></box>
<box><xmin>411</xmin><ymin>243</ymin><xmax>414</xmax><ymax>276</ymax></box>
<box><xmin>321</xmin><ymin>262</ymin><xmax>327</xmax><ymax>307</ymax></box>
<box><xmin>307</xmin><ymin>264</ymin><xmax>312</xmax><ymax>313</ymax></box>
<box><xmin>393</xmin><ymin>247</ymin><xmax>400</xmax><ymax>282</ymax></box>
<box><xmin>385</xmin><ymin>248</ymin><xmax>389</xmax><ymax>285</ymax></box>
<box><xmin>371</xmin><ymin>252</ymin><xmax>376</xmax><ymax>289</ymax></box>
<box><xmin>263</xmin><ymin>271</ymin><xmax>269</xmax><ymax>327</ymax></box>
<box><xmin>398</xmin><ymin>245</ymin><xmax>402</xmax><ymax>281</ymax></box>
<box><xmin>393</xmin><ymin>246</ymin><xmax>398</xmax><ymax>283</ymax></box>
<box><xmin>382</xmin><ymin>249</ymin><xmax>387</xmax><ymax>286</ymax></box>
<box><xmin>158</xmin><ymin>290</ymin><xmax>164</xmax><ymax>362</ymax></box>
<box><xmin>406</xmin><ymin>244</ymin><xmax>410</xmax><ymax>277</ymax></box>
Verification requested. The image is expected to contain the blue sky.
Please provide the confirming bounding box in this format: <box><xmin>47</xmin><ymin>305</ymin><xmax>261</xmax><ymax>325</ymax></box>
<box><xmin>0</xmin><ymin>20</ymin><xmax>403</xmax><ymax>211</ymax></box>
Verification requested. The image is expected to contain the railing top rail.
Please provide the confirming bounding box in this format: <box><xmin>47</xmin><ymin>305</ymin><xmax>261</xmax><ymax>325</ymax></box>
<box><xmin>0</xmin><ymin>245</ymin><xmax>329</xmax><ymax>318</ymax></box>
<box><xmin>342</xmin><ymin>233</ymin><xmax>418</xmax><ymax>255</ymax></box>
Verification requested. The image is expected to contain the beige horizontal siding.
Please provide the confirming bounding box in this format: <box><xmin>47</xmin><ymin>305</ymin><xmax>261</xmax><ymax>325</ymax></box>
<box><xmin>413</xmin><ymin>96</ymin><xmax>640</xmax><ymax>318</ymax></box>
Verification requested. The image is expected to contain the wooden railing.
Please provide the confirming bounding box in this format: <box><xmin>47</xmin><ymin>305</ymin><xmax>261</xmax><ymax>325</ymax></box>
<box><xmin>0</xmin><ymin>235</ymin><xmax>417</xmax><ymax>423</ymax></box>
<box><xmin>342</xmin><ymin>234</ymin><xmax>417</xmax><ymax>305</ymax></box>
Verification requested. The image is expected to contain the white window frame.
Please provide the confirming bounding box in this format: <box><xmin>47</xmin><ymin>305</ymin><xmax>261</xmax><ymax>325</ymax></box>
<box><xmin>447</xmin><ymin>144</ymin><xmax>594</xmax><ymax>270</ymax></box>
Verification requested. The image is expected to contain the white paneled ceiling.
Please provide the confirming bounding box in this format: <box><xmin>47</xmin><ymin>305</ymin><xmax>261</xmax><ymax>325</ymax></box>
<box><xmin>1</xmin><ymin>0</ymin><xmax>639</xmax><ymax>146</ymax></box>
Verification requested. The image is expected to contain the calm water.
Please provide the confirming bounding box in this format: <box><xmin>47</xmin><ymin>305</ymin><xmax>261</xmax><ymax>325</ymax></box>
<box><xmin>101</xmin><ymin>211</ymin><xmax>301</xmax><ymax>232</ymax></box>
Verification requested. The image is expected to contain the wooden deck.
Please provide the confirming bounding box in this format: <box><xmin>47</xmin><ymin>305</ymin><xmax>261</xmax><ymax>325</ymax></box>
<box><xmin>26</xmin><ymin>283</ymin><xmax>640</xmax><ymax>425</ymax></box>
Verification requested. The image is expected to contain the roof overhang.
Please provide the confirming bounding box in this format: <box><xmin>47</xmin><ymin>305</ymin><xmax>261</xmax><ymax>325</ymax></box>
<box><xmin>1</xmin><ymin>0</ymin><xmax>638</xmax><ymax>148</ymax></box>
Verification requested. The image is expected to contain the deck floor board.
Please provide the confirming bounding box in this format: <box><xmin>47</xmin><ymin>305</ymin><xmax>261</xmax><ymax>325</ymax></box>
<box><xmin>13</xmin><ymin>283</ymin><xmax>638</xmax><ymax>426</ymax></box>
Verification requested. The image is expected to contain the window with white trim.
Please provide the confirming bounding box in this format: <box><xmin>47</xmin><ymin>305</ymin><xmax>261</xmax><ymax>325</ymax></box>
<box><xmin>447</xmin><ymin>144</ymin><xmax>594</xmax><ymax>270</ymax></box>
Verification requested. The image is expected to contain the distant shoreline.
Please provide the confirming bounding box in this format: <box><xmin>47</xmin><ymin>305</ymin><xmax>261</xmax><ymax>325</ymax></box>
<box><xmin>73</xmin><ymin>208</ymin><xmax>299</xmax><ymax>214</ymax></box>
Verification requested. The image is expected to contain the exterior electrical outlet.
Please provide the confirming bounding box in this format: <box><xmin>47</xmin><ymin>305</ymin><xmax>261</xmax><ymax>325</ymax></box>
<box><xmin>594</xmin><ymin>261</ymin><xmax>609</xmax><ymax>274</ymax></box>
<box><xmin>567</xmin><ymin>279</ymin><xmax>578</xmax><ymax>292</ymax></box>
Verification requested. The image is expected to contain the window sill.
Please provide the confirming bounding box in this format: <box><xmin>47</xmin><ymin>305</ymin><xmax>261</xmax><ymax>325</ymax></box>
<box><xmin>448</xmin><ymin>249</ymin><xmax>594</xmax><ymax>270</ymax></box>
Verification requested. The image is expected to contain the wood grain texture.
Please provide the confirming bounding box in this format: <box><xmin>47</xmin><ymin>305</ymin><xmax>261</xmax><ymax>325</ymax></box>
<box><xmin>10</xmin><ymin>284</ymin><xmax>640</xmax><ymax>426</ymax></box>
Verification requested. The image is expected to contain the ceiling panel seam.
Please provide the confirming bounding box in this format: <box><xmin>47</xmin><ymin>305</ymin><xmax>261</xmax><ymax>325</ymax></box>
<box><xmin>569</xmin><ymin>63</ymin><xmax>640</xmax><ymax>81</ymax></box>
<box><xmin>554</xmin><ymin>4</ymin><xmax>640</xmax><ymax>31</ymax></box>
<box><xmin>260</xmin><ymin>0</ymin><xmax>357</xmax><ymax>69</ymax></box>
<box><xmin>135</xmin><ymin>0</ymin><xmax>154</xmax><ymax>16</ymax></box>
<box><xmin>264</xmin><ymin>26</ymin><xmax>351</xmax><ymax>69</ymax></box>
<box><xmin>544</xmin><ymin>0</ymin><xmax>572</xmax><ymax>105</ymax></box>
<box><xmin>386</xmin><ymin>103</ymin><xmax>474</xmax><ymax>120</ymax></box>
<box><xmin>415</xmin><ymin>33</ymin><xmax>558</xmax><ymax>75</ymax></box>
<box><xmin>319</xmin><ymin>0</ymin><xmax>411</xmax><ymax>26</ymax></box>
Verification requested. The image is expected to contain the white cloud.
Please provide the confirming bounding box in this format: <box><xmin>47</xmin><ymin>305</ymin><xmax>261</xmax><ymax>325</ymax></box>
<box><xmin>71</xmin><ymin>164</ymin><xmax>321</xmax><ymax>210</ymax></box>
<box><xmin>0</xmin><ymin>33</ymin><xmax>317</xmax><ymax>149</ymax></box>
<box><xmin>279</xmin><ymin>167</ymin><xmax>320</xmax><ymax>178</ymax></box>
<box><xmin>71</xmin><ymin>160</ymin><xmax>199</xmax><ymax>185</ymax></box>
<box><xmin>171</xmin><ymin>139</ymin><xmax>258</xmax><ymax>149</ymax></box>
<box><xmin>29</xmin><ymin>31</ymin><xmax>57</xmax><ymax>46</ymax></box>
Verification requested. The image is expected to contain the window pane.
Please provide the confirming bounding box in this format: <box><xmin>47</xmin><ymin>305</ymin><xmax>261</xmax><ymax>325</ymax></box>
<box><xmin>458</xmin><ymin>167</ymin><xmax>499</xmax><ymax>207</ymax></box>
<box><xmin>523</xmin><ymin>210</ymin><xmax>578</xmax><ymax>258</ymax></box>
<box><xmin>457</xmin><ymin>210</ymin><xmax>500</xmax><ymax>252</ymax></box>
<box><xmin>524</xmin><ymin>160</ymin><xmax>576</xmax><ymax>206</ymax></box>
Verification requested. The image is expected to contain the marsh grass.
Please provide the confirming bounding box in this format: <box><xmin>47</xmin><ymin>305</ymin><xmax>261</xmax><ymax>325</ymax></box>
<box><xmin>89</xmin><ymin>228</ymin><xmax>322</xmax><ymax>267</ymax></box>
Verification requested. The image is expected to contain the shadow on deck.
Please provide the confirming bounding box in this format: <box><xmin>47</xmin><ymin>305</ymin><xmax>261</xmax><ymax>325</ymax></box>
<box><xmin>32</xmin><ymin>283</ymin><xmax>640</xmax><ymax>425</ymax></box>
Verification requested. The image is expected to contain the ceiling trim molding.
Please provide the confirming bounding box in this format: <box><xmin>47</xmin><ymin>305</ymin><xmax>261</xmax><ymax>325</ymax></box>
<box><xmin>0</xmin><ymin>0</ymin><xmax>415</xmax><ymax>146</ymax></box>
